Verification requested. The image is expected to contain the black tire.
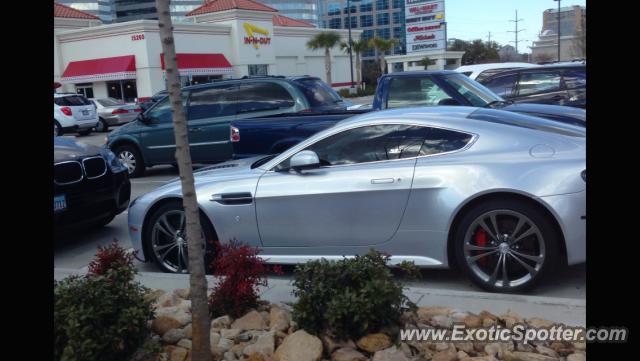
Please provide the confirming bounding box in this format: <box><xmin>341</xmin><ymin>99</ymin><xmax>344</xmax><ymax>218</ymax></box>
<box><xmin>453</xmin><ymin>199</ymin><xmax>560</xmax><ymax>293</ymax></box>
<box><xmin>113</xmin><ymin>144</ymin><xmax>145</xmax><ymax>178</ymax></box>
<box><xmin>96</xmin><ymin>118</ymin><xmax>109</xmax><ymax>132</ymax></box>
<box><xmin>54</xmin><ymin>121</ymin><xmax>63</xmax><ymax>137</ymax></box>
<box><xmin>91</xmin><ymin>214</ymin><xmax>116</xmax><ymax>228</ymax></box>
<box><xmin>144</xmin><ymin>200</ymin><xmax>218</xmax><ymax>274</ymax></box>
<box><xmin>78</xmin><ymin>129</ymin><xmax>92</xmax><ymax>136</ymax></box>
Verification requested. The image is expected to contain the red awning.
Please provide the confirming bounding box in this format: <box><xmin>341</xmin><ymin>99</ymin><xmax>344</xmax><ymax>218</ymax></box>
<box><xmin>61</xmin><ymin>55</ymin><xmax>136</xmax><ymax>84</ymax></box>
<box><xmin>160</xmin><ymin>53</ymin><xmax>233</xmax><ymax>76</ymax></box>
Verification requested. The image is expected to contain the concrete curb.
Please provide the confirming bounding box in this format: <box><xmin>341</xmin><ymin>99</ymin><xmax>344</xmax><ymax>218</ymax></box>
<box><xmin>54</xmin><ymin>268</ymin><xmax>586</xmax><ymax>326</ymax></box>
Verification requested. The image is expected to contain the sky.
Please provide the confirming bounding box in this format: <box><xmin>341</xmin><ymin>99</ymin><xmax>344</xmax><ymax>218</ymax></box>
<box><xmin>445</xmin><ymin>0</ymin><xmax>586</xmax><ymax>53</ymax></box>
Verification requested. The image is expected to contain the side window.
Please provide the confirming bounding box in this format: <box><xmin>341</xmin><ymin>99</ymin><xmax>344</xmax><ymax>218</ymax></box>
<box><xmin>421</xmin><ymin>128</ymin><xmax>473</xmax><ymax>156</ymax></box>
<box><xmin>562</xmin><ymin>69</ymin><xmax>586</xmax><ymax>90</ymax></box>
<box><xmin>236</xmin><ymin>82</ymin><xmax>295</xmax><ymax>114</ymax></box>
<box><xmin>482</xmin><ymin>74</ymin><xmax>518</xmax><ymax>98</ymax></box>
<box><xmin>146</xmin><ymin>93</ymin><xmax>187</xmax><ymax>124</ymax></box>
<box><xmin>275</xmin><ymin>125</ymin><xmax>429</xmax><ymax>170</ymax></box>
<box><xmin>387</xmin><ymin>78</ymin><xmax>451</xmax><ymax>108</ymax></box>
<box><xmin>517</xmin><ymin>71</ymin><xmax>562</xmax><ymax>96</ymax></box>
<box><xmin>187</xmin><ymin>85</ymin><xmax>237</xmax><ymax>120</ymax></box>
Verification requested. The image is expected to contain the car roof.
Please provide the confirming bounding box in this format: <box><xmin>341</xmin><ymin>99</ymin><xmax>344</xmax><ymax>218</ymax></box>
<box><xmin>178</xmin><ymin>75</ymin><xmax>319</xmax><ymax>91</ymax></box>
<box><xmin>380</xmin><ymin>70</ymin><xmax>458</xmax><ymax>78</ymax></box>
<box><xmin>54</xmin><ymin>93</ymin><xmax>84</xmax><ymax>98</ymax></box>
<box><xmin>480</xmin><ymin>63</ymin><xmax>585</xmax><ymax>81</ymax></box>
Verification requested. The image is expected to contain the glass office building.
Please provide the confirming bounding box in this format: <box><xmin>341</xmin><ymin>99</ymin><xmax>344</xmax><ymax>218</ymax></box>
<box><xmin>261</xmin><ymin>0</ymin><xmax>321</xmax><ymax>27</ymax></box>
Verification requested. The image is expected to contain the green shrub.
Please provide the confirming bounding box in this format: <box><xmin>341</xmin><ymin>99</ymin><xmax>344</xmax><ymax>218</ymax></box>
<box><xmin>338</xmin><ymin>88</ymin><xmax>351</xmax><ymax>98</ymax></box>
<box><xmin>291</xmin><ymin>250</ymin><xmax>419</xmax><ymax>340</ymax></box>
<box><xmin>54</xmin><ymin>242</ymin><xmax>155</xmax><ymax>361</ymax></box>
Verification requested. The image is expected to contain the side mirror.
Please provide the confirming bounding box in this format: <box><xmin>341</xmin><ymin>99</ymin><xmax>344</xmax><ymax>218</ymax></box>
<box><xmin>290</xmin><ymin>150</ymin><xmax>320</xmax><ymax>172</ymax></box>
<box><xmin>139</xmin><ymin>102</ymin><xmax>151</xmax><ymax>112</ymax></box>
<box><xmin>438</xmin><ymin>98</ymin><xmax>462</xmax><ymax>106</ymax></box>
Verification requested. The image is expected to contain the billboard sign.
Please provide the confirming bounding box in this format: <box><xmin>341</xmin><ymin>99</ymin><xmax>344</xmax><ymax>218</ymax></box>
<box><xmin>405</xmin><ymin>0</ymin><xmax>446</xmax><ymax>54</ymax></box>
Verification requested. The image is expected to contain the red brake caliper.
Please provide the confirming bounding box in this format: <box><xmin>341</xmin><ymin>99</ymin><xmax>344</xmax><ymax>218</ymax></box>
<box><xmin>475</xmin><ymin>228</ymin><xmax>488</xmax><ymax>267</ymax></box>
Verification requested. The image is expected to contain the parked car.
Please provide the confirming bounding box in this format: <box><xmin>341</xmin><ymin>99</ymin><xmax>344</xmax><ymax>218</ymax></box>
<box><xmin>106</xmin><ymin>76</ymin><xmax>349</xmax><ymax>177</ymax></box>
<box><xmin>128</xmin><ymin>106</ymin><xmax>585</xmax><ymax>292</ymax></box>
<box><xmin>54</xmin><ymin>93</ymin><xmax>99</xmax><ymax>136</ymax></box>
<box><xmin>54</xmin><ymin>136</ymin><xmax>131</xmax><ymax>230</ymax></box>
<box><xmin>137</xmin><ymin>90</ymin><xmax>169</xmax><ymax>111</ymax></box>
<box><xmin>478</xmin><ymin>63</ymin><xmax>586</xmax><ymax>108</ymax></box>
<box><xmin>456</xmin><ymin>62</ymin><xmax>540</xmax><ymax>81</ymax></box>
<box><xmin>231</xmin><ymin>71</ymin><xmax>585</xmax><ymax>159</ymax></box>
<box><xmin>91</xmin><ymin>97</ymin><xmax>141</xmax><ymax>132</ymax></box>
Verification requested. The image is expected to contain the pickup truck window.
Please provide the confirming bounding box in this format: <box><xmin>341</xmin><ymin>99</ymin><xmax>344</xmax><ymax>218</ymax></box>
<box><xmin>237</xmin><ymin>82</ymin><xmax>295</xmax><ymax>114</ymax></box>
<box><xmin>188</xmin><ymin>85</ymin><xmax>236</xmax><ymax>120</ymax></box>
<box><xmin>387</xmin><ymin>77</ymin><xmax>451</xmax><ymax>108</ymax></box>
<box><xmin>481</xmin><ymin>74</ymin><xmax>518</xmax><ymax>98</ymax></box>
<box><xmin>292</xmin><ymin>78</ymin><xmax>342</xmax><ymax>109</ymax></box>
<box><xmin>517</xmin><ymin>71</ymin><xmax>562</xmax><ymax>96</ymax></box>
<box><xmin>440</xmin><ymin>74</ymin><xmax>498</xmax><ymax>107</ymax></box>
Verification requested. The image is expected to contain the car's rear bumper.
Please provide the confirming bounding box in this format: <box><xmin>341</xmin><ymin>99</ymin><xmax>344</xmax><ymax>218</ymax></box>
<box><xmin>103</xmin><ymin>113</ymin><xmax>137</xmax><ymax>125</ymax></box>
<box><xmin>54</xmin><ymin>170</ymin><xmax>130</xmax><ymax>230</ymax></box>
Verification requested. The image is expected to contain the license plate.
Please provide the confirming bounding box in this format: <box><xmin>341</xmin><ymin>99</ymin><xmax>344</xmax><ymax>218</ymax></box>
<box><xmin>82</xmin><ymin>110</ymin><xmax>89</xmax><ymax>116</ymax></box>
<box><xmin>54</xmin><ymin>195</ymin><xmax>66</xmax><ymax>212</ymax></box>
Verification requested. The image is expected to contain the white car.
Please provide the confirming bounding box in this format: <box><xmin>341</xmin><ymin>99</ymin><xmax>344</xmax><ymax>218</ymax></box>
<box><xmin>54</xmin><ymin>93</ymin><xmax>99</xmax><ymax>137</ymax></box>
<box><xmin>456</xmin><ymin>62</ymin><xmax>540</xmax><ymax>81</ymax></box>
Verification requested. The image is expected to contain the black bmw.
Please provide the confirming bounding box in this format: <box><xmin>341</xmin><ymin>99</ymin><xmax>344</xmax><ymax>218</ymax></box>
<box><xmin>54</xmin><ymin>137</ymin><xmax>130</xmax><ymax>230</ymax></box>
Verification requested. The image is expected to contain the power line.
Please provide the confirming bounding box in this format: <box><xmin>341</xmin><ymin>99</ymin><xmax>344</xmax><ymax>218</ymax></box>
<box><xmin>508</xmin><ymin>10</ymin><xmax>526</xmax><ymax>53</ymax></box>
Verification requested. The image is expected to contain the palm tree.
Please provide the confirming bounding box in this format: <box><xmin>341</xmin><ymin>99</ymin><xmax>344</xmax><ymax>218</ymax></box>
<box><xmin>307</xmin><ymin>31</ymin><xmax>342</xmax><ymax>86</ymax></box>
<box><xmin>155</xmin><ymin>1</ymin><xmax>211</xmax><ymax>360</ymax></box>
<box><xmin>340</xmin><ymin>38</ymin><xmax>370</xmax><ymax>89</ymax></box>
<box><xmin>369</xmin><ymin>37</ymin><xmax>399</xmax><ymax>76</ymax></box>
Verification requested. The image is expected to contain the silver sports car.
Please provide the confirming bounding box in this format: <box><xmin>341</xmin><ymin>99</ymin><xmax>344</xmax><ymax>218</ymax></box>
<box><xmin>128</xmin><ymin>106</ymin><xmax>585</xmax><ymax>292</ymax></box>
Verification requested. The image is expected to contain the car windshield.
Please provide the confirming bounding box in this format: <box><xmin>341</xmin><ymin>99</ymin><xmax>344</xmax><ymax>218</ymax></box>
<box><xmin>97</xmin><ymin>98</ymin><xmax>125</xmax><ymax>107</ymax></box>
<box><xmin>440</xmin><ymin>73</ymin><xmax>503</xmax><ymax>107</ymax></box>
<box><xmin>293</xmin><ymin>78</ymin><xmax>343</xmax><ymax>108</ymax></box>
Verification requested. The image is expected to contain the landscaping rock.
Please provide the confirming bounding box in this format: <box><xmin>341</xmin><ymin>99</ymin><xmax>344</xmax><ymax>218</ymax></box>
<box><xmin>535</xmin><ymin>345</ymin><xmax>558</xmax><ymax>358</ymax></box>
<box><xmin>431</xmin><ymin>315</ymin><xmax>453</xmax><ymax>328</ymax></box>
<box><xmin>212</xmin><ymin>315</ymin><xmax>232</xmax><ymax>329</ymax></box>
<box><xmin>169</xmin><ymin>347</ymin><xmax>189</xmax><ymax>361</ymax></box>
<box><xmin>331</xmin><ymin>347</ymin><xmax>368</xmax><ymax>361</ymax></box>
<box><xmin>177</xmin><ymin>339</ymin><xmax>192</xmax><ymax>349</ymax></box>
<box><xmin>245</xmin><ymin>353</ymin><xmax>266</xmax><ymax>361</ymax></box>
<box><xmin>457</xmin><ymin>351</ymin><xmax>469</xmax><ymax>359</ymax></box>
<box><xmin>454</xmin><ymin>341</ymin><xmax>474</xmax><ymax>354</ymax></box>
<box><xmin>274</xmin><ymin>330</ymin><xmax>323</xmax><ymax>361</ymax></box>
<box><xmin>144</xmin><ymin>289</ymin><xmax>166</xmax><ymax>303</ymax></box>
<box><xmin>183</xmin><ymin>324</ymin><xmax>192</xmax><ymax>339</ymax></box>
<box><xmin>417</xmin><ymin>307</ymin><xmax>452</xmax><ymax>321</ymax></box>
<box><xmin>270</xmin><ymin>306</ymin><xmax>292</xmax><ymax>332</ymax></box>
<box><xmin>163</xmin><ymin>328</ymin><xmax>187</xmax><ymax>344</ymax></box>
<box><xmin>526</xmin><ymin>318</ymin><xmax>556</xmax><ymax>329</ymax></box>
<box><xmin>431</xmin><ymin>347</ymin><xmax>457</xmax><ymax>361</ymax></box>
<box><xmin>156</xmin><ymin>307</ymin><xmax>192</xmax><ymax>327</ymax></box>
<box><xmin>231</xmin><ymin>310</ymin><xmax>267</xmax><ymax>331</ymax></box>
<box><xmin>322</xmin><ymin>335</ymin><xmax>357</xmax><ymax>353</ymax></box>
<box><xmin>221</xmin><ymin>328</ymin><xmax>242</xmax><ymax>340</ymax></box>
<box><xmin>243</xmin><ymin>331</ymin><xmax>275</xmax><ymax>357</ymax></box>
<box><xmin>356</xmin><ymin>333</ymin><xmax>393</xmax><ymax>353</ymax></box>
<box><xmin>500</xmin><ymin>311</ymin><xmax>523</xmax><ymax>328</ymax></box>
<box><xmin>174</xmin><ymin>288</ymin><xmax>190</xmax><ymax>299</ymax></box>
<box><xmin>464</xmin><ymin>357</ymin><xmax>498</xmax><ymax>361</ymax></box>
<box><xmin>153</xmin><ymin>316</ymin><xmax>184</xmax><ymax>336</ymax></box>
<box><xmin>503</xmin><ymin>351</ymin><xmax>559</xmax><ymax>361</ymax></box>
<box><xmin>158</xmin><ymin>292</ymin><xmax>182</xmax><ymax>307</ymax></box>
<box><xmin>223</xmin><ymin>351</ymin><xmax>237</xmax><ymax>361</ymax></box>
<box><xmin>567</xmin><ymin>353</ymin><xmax>586</xmax><ymax>361</ymax></box>
<box><xmin>463</xmin><ymin>314</ymin><xmax>483</xmax><ymax>328</ymax></box>
<box><xmin>372</xmin><ymin>346</ymin><xmax>409</xmax><ymax>361</ymax></box>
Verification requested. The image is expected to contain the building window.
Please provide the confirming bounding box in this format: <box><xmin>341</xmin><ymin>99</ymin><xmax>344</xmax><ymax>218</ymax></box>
<box><xmin>360</xmin><ymin>14</ymin><xmax>373</xmax><ymax>27</ymax></box>
<box><xmin>106</xmin><ymin>80</ymin><xmax>137</xmax><ymax>103</ymax></box>
<box><xmin>191</xmin><ymin>75</ymin><xmax>223</xmax><ymax>85</ymax></box>
<box><xmin>248</xmin><ymin>64</ymin><xmax>268</xmax><ymax>76</ymax></box>
<box><xmin>75</xmin><ymin>83</ymin><xmax>94</xmax><ymax>99</ymax></box>
<box><xmin>377</xmin><ymin>13</ymin><xmax>389</xmax><ymax>26</ymax></box>
<box><xmin>343</xmin><ymin>3</ymin><xmax>356</xmax><ymax>14</ymax></box>
<box><xmin>360</xmin><ymin>0</ymin><xmax>373</xmax><ymax>12</ymax></box>
<box><xmin>329</xmin><ymin>17</ymin><xmax>342</xmax><ymax>29</ymax></box>
<box><xmin>376</xmin><ymin>0</ymin><xmax>389</xmax><ymax>10</ymax></box>
<box><xmin>344</xmin><ymin>16</ymin><xmax>357</xmax><ymax>29</ymax></box>
<box><xmin>393</xmin><ymin>11</ymin><xmax>403</xmax><ymax>24</ymax></box>
<box><xmin>328</xmin><ymin>1</ymin><xmax>341</xmax><ymax>16</ymax></box>
<box><xmin>376</xmin><ymin>28</ymin><xmax>390</xmax><ymax>39</ymax></box>
<box><xmin>392</xmin><ymin>0</ymin><xmax>403</xmax><ymax>9</ymax></box>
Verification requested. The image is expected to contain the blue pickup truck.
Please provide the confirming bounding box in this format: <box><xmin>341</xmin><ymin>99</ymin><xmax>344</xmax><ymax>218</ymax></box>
<box><xmin>230</xmin><ymin>70</ymin><xmax>586</xmax><ymax>158</ymax></box>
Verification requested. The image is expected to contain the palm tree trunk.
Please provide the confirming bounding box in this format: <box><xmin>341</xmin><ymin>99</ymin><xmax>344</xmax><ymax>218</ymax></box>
<box><xmin>355</xmin><ymin>52</ymin><xmax>361</xmax><ymax>89</ymax></box>
<box><xmin>155</xmin><ymin>1</ymin><xmax>211</xmax><ymax>361</ymax></box>
<box><xmin>325</xmin><ymin>47</ymin><xmax>332</xmax><ymax>86</ymax></box>
<box><xmin>379</xmin><ymin>55</ymin><xmax>385</xmax><ymax>75</ymax></box>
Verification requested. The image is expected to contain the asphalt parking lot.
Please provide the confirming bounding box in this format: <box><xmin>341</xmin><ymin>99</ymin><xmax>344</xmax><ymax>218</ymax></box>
<box><xmin>54</xmin><ymin>127</ymin><xmax>586</xmax><ymax>299</ymax></box>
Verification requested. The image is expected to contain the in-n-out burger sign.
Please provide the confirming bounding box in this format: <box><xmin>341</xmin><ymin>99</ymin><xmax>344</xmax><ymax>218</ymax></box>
<box><xmin>243</xmin><ymin>22</ymin><xmax>271</xmax><ymax>49</ymax></box>
<box><xmin>407</xmin><ymin>24</ymin><xmax>442</xmax><ymax>33</ymax></box>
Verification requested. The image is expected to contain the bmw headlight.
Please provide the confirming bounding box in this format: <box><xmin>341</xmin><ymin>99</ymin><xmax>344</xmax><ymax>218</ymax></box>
<box><xmin>101</xmin><ymin>148</ymin><xmax>127</xmax><ymax>173</ymax></box>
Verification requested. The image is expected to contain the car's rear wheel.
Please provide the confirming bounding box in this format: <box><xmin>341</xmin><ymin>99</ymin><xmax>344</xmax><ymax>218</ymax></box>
<box><xmin>145</xmin><ymin>201</ymin><xmax>218</xmax><ymax>273</ymax></box>
<box><xmin>453</xmin><ymin>199</ymin><xmax>560</xmax><ymax>293</ymax></box>
<box><xmin>55</xmin><ymin>121</ymin><xmax>63</xmax><ymax>136</ymax></box>
<box><xmin>114</xmin><ymin>144</ymin><xmax>145</xmax><ymax>178</ymax></box>
<box><xmin>96</xmin><ymin>118</ymin><xmax>109</xmax><ymax>132</ymax></box>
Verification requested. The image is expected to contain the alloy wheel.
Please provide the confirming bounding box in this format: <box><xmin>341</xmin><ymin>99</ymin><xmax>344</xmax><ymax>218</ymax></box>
<box><xmin>151</xmin><ymin>209</ymin><xmax>205</xmax><ymax>273</ymax></box>
<box><xmin>118</xmin><ymin>150</ymin><xmax>136</xmax><ymax>175</ymax></box>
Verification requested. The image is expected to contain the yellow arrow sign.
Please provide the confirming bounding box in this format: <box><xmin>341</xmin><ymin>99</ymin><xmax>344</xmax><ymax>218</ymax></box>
<box><xmin>243</xmin><ymin>22</ymin><xmax>270</xmax><ymax>49</ymax></box>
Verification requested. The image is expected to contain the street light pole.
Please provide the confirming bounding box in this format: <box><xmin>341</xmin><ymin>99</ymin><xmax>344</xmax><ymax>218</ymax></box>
<box><xmin>554</xmin><ymin>0</ymin><xmax>561</xmax><ymax>61</ymax></box>
<box><xmin>347</xmin><ymin>0</ymin><xmax>355</xmax><ymax>93</ymax></box>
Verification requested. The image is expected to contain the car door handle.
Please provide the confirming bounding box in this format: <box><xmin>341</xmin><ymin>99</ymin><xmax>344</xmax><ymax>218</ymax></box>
<box><xmin>210</xmin><ymin>192</ymin><xmax>253</xmax><ymax>205</ymax></box>
<box><xmin>371</xmin><ymin>178</ymin><xmax>395</xmax><ymax>184</ymax></box>
<box><xmin>190</xmin><ymin>127</ymin><xmax>204</xmax><ymax>133</ymax></box>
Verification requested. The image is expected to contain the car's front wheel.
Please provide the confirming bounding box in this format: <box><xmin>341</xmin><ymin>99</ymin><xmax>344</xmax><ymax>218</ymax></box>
<box><xmin>114</xmin><ymin>144</ymin><xmax>145</xmax><ymax>178</ymax></box>
<box><xmin>454</xmin><ymin>199</ymin><xmax>560</xmax><ymax>293</ymax></box>
<box><xmin>145</xmin><ymin>201</ymin><xmax>218</xmax><ymax>273</ymax></box>
<box><xmin>55</xmin><ymin>121</ymin><xmax>63</xmax><ymax>136</ymax></box>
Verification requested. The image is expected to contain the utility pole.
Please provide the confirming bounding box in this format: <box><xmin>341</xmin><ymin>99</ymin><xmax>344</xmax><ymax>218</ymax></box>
<box><xmin>508</xmin><ymin>10</ymin><xmax>525</xmax><ymax>54</ymax></box>
<box><xmin>554</xmin><ymin>0</ymin><xmax>561</xmax><ymax>61</ymax></box>
<box><xmin>347</xmin><ymin>0</ymin><xmax>355</xmax><ymax>93</ymax></box>
<box><xmin>487</xmin><ymin>31</ymin><xmax>491</xmax><ymax>44</ymax></box>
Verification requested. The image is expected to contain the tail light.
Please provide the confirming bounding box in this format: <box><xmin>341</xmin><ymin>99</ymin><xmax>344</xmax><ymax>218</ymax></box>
<box><xmin>60</xmin><ymin>107</ymin><xmax>72</xmax><ymax>116</ymax></box>
<box><xmin>133</xmin><ymin>107</ymin><xmax>142</xmax><ymax>112</ymax></box>
<box><xmin>230</xmin><ymin>126</ymin><xmax>240</xmax><ymax>142</ymax></box>
<box><xmin>112</xmin><ymin>108</ymin><xmax>129</xmax><ymax>114</ymax></box>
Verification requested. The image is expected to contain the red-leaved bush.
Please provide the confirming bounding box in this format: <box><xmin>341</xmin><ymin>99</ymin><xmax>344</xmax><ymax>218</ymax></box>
<box><xmin>88</xmin><ymin>240</ymin><xmax>136</xmax><ymax>279</ymax></box>
<box><xmin>208</xmin><ymin>240</ymin><xmax>282</xmax><ymax>318</ymax></box>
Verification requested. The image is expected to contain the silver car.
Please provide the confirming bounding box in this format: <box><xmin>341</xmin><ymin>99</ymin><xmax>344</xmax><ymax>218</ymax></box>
<box><xmin>128</xmin><ymin>106</ymin><xmax>586</xmax><ymax>292</ymax></box>
<box><xmin>90</xmin><ymin>98</ymin><xmax>140</xmax><ymax>132</ymax></box>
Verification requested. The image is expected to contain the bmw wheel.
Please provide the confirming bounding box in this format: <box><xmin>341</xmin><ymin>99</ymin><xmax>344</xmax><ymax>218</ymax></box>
<box><xmin>454</xmin><ymin>199</ymin><xmax>560</xmax><ymax>293</ymax></box>
<box><xmin>145</xmin><ymin>201</ymin><xmax>218</xmax><ymax>273</ymax></box>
